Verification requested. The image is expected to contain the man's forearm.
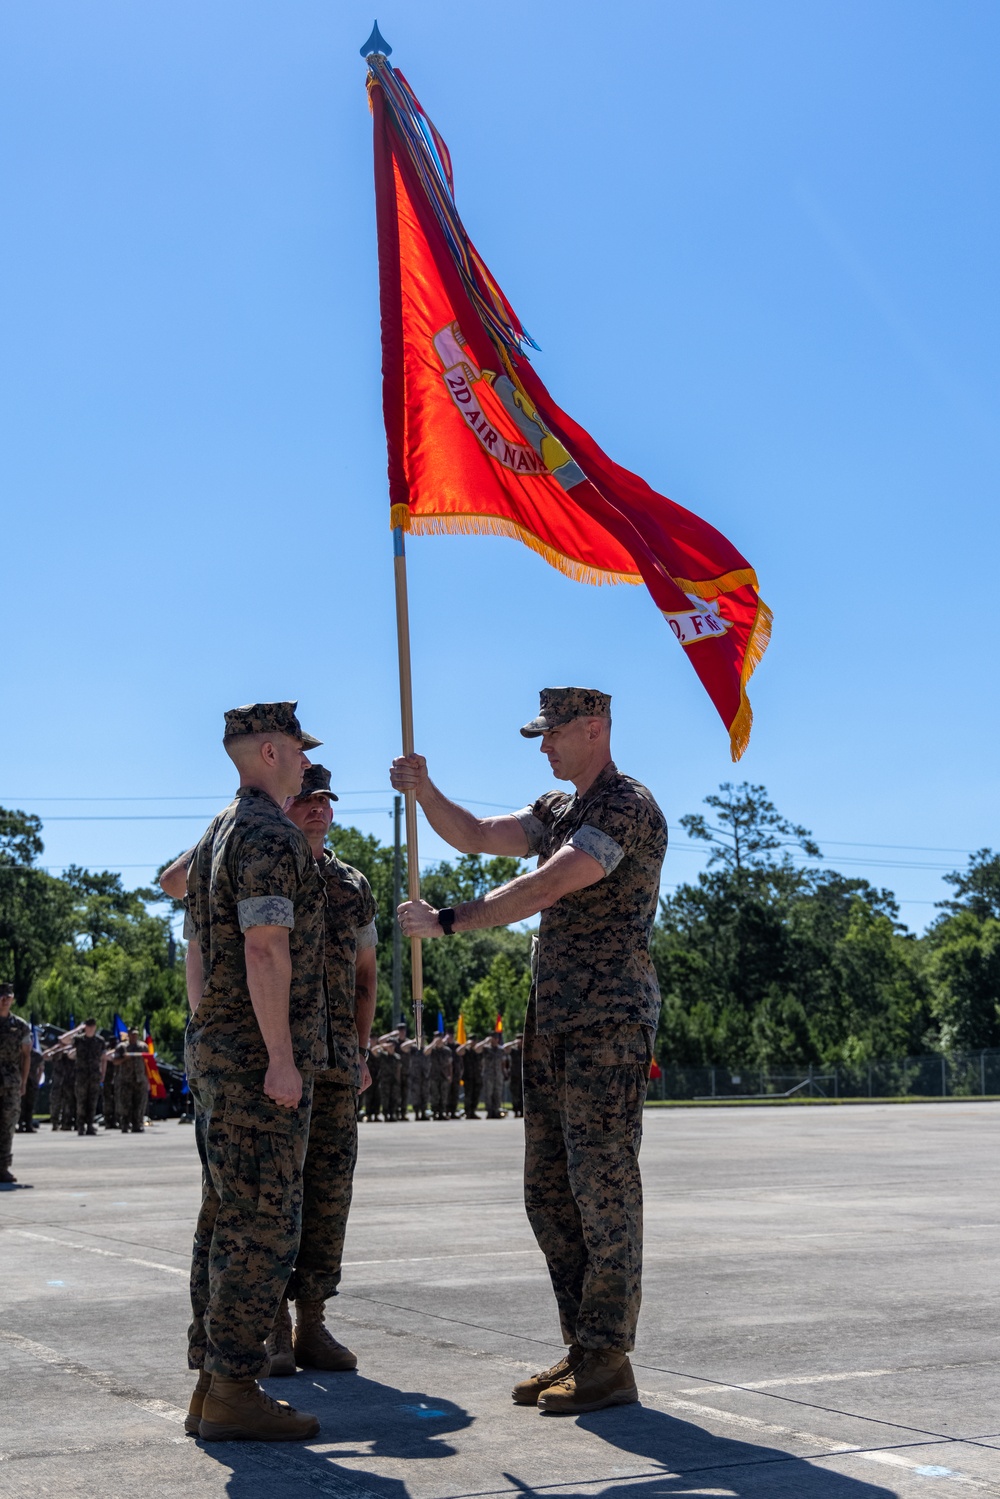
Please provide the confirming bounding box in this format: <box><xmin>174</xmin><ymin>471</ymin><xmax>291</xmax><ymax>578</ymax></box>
<box><xmin>20</xmin><ymin>1048</ymin><xmax>30</xmax><ymax>1092</ymax></box>
<box><xmin>452</xmin><ymin>868</ymin><xmax>555</xmax><ymax>931</ymax></box>
<box><xmin>185</xmin><ymin>941</ymin><xmax>204</xmax><ymax>1014</ymax></box>
<box><xmin>245</xmin><ymin>945</ymin><xmax>294</xmax><ymax>1060</ymax></box>
<box><xmin>354</xmin><ymin>981</ymin><xmax>377</xmax><ymax>1051</ymax></box>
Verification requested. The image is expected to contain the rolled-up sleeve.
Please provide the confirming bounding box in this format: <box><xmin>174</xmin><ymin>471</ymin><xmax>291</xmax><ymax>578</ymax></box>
<box><xmin>569</xmin><ymin>824</ymin><xmax>624</xmax><ymax>875</ymax></box>
<box><xmin>513</xmin><ymin>806</ymin><xmax>545</xmax><ymax>855</ymax></box>
<box><xmin>238</xmin><ymin>895</ymin><xmax>295</xmax><ymax>931</ymax></box>
<box><xmin>356</xmin><ymin>919</ymin><xmax>378</xmax><ymax>951</ymax></box>
<box><xmin>235</xmin><ymin>831</ymin><xmax>301</xmax><ymax>932</ymax></box>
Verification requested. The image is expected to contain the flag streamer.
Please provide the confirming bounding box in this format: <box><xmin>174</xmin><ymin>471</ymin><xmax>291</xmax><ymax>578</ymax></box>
<box><xmin>366</xmin><ymin>49</ymin><xmax>771</xmax><ymax>759</ymax></box>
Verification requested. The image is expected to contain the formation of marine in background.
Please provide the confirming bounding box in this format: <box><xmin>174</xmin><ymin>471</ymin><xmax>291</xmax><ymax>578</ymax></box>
<box><xmin>362</xmin><ymin>1027</ymin><xmax>523</xmax><ymax>1122</ymax></box>
<box><xmin>3</xmin><ymin>1015</ymin><xmax>525</xmax><ymax>1149</ymax></box>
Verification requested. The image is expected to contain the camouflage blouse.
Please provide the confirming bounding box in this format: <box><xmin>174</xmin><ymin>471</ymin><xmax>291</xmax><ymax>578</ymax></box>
<box><xmin>185</xmin><ymin>787</ymin><xmax>329</xmax><ymax>1080</ymax></box>
<box><xmin>0</xmin><ymin>1013</ymin><xmax>30</xmax><ymax>1081</ymax></box>
<box><xmin>319</xmin><ymin>851</ymin><xmax>377</xmax><ymax>1088</ymax></box>
<box><xmin>515</xmin><ymin>760</ymin><xmax>667</xmax><ymax>1034</ymax></box>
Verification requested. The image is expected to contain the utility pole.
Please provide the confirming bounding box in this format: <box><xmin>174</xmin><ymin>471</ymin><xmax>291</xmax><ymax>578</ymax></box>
<box><xmin>392</xmin><ymin>794</ymin><xmax>403</xmax><ymax>1029</ymax></box>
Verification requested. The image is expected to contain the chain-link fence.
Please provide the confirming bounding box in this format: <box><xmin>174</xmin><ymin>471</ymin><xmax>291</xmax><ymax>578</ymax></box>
<box><xmin>648</xmin><ymin>1048</ymin><xmax>1000</xmax><ymax>1102</ymax></box>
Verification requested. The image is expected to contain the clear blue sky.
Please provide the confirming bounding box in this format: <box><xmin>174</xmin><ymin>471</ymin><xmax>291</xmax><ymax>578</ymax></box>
<box><xmin>2</xmin><ymin>1</ymin><xmax>997</xmax><ymax>930</ymax></box>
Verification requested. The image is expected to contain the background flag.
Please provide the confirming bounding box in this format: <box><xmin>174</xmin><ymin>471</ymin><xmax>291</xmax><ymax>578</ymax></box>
<box><xmin>113</xmin><ymin>1013</ymin><xmax>128</xmax><ymax>1041</ymax></box>
<box><xmin>368</xmin><ymin>55</ymin><xmax>770</xmax><ymax>758</ymax></box>
<box><xmin>142</xmin><ymin>1020</ymin><xmax>167</xmax><ymax>1101</ymax></box>
<box><xmin>437</xmin><ymin>1011</ymin><xmax>445</xmax><ymax>1035</ymax></box>
<box><xmin>455</xmin><ymin>1015</ymin><xmax>467</xmax><ymax>1045</ymax></box>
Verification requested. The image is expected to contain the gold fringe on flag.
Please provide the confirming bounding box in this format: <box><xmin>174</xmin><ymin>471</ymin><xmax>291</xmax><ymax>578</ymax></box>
<box><xmin>390</xmin><ymin>505</ymin><xmax>642</xmax><ymax>587</ymax></box>
<box><xmin>728</xmin><ymin>596</ymin><xmax>773</xmax><ymax>762</ymax></box>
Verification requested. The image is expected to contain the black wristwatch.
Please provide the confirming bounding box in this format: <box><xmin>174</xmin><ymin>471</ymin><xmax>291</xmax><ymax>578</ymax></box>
<box><xmin>361</xmin><ymin>1046</ymin><xmax>371</xmax><ymax>1060</ymax></box>
<box><xmin>438</xmin><ymin>907</ymin><xmax>456</xmax><ymax>936</ymax></box>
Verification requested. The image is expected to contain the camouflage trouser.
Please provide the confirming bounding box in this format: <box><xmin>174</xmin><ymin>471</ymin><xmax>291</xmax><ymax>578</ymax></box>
<box><xmin>48</xmin><ymin>1076</ymin><xmax>63</xmax><ymax>1128</ymax></box>
<box><xmin>58</xmin><ymin>1076</ymin><xmax>76</xmax><ymax>1128</ymax></box>
<box><xmin>75</xmin><ymin>1074</ymin><xmax>101</xmax><ymax>1131</ymax></box>
<box><xmin>380</xmin><ymin>1073</ymin><xmax>401</xmax><ymax>1121</ymax></box>
<box><xmin>1</xmin><ymin>1073</ymin><xmax>21</xmax><ymax>1167</ymax></box>
<box><xmin>522</xmin><ymin>1009</ymin><xmax>652</xmax><ymax>1352</ymax></box>
<box><xmin>429</xmin><ymin>1076</ymin><xmax>449</xmax><ymax>1118</ymax></box>
<box><xmin>119</xmin><ymin>1076</ymin><xmax>149</xmax><ymax>1131</ymax></box>
<box><xmin>187</xmin><ymin>1073</ymin><xmax>313</xmax><ymax>1378</ymax></box>
<box><xmin>482</xmin><ymin>1067</ymin><xmax>503</xmax><ymax>1117</ymax></box>
<box><xmin>409</xmin><ymin>1067</ymin><xmax>428</xmax><ymax>1114</ymax></box>
<box><xmin>286</xmin><ymin>1075</ymin><xmax>358</xmax><ymax>1303</ymax></box>
<box><xmin>447</xmin><ymin>1072</ymin><xmax>461</xmax><ymax>1118</ymax></box>
<box><xmin>19</xmin><ymin>1077</ymin><xmax>38</xmax><ymax>1130</ymax></box>
<box><xmin>463</xmin><ymin>1072</ymin><xmax>480</xmax><ymax>1117</ymax></box>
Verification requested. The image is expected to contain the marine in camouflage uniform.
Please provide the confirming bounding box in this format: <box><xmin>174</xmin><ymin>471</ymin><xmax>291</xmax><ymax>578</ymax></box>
<box><xmin>393</xmin><ymin>687</ymin><xmax>666</xmax><ymax>1413</ymax></box>
<box><xmin>506</xmin><ymin>1036</ymin><xmax>524</xmax><ymax>1117</ymax></box>
<box><xmin>364</xmin><ymin>1046</ymin><xmax>382</xmax><ymax>1119</ymax></box>
<box><xmin>46</xmin><ymin>1046</ymin><xmax>65</xmax><ymax>1130</ymax></box>
<box><xmin>73</xmin><ymin>1024</ymin><xmax>107</xmax><ymax>1136</ymax></box>
<box><xmin>18</xmin><ymin>1044</ymin><xmax>43</xmax><ymax>1132</ymax></box>
<box><xmin>0</xmin><ymin>985</ymin><xmax>31</xmax><ymax>1182</ymax></box>
<box><xmin>114</xmin><ymin>1031</ymin><xmax>150</xmax><ymax>1133</ymax></box>
<box><xmin>446</xmin><ymin>1033</ymin><xmax>461</xmax><ymax>1118</ymax></box>
<box><xmin>427</xmin><ymin>1035</ymin><xmax>453</xmax><ymax>1119</ymax></box>
<box><xmin>380</xmin><ymin>1039</ymin><xmax>402</xmax><ymax>1120</ymax></box>
<box><xmin>396</xmin><ymin>1032</ymin><xmax>411</xmax><ymax>1119</ymax></box>
<box><xmin>48</xmin><ymin>1047</ymin><xmax>75</xmax><ymax>1130</ymax></box>
<box><xmin>460</xmin><ymin>1037</ymin><xmax>482</xmax><ymax>1118</ymax></box>
<box><xmin>405</xmin><ymin>1040</ymin><xmax>430</xmax><ymax>1119</ymax></box>
<box><xmin>478</xmin><ymin>1034</ymin><xmax>505</xmax><ymax>1119</ymax></box>
<box><xmin>184</xmin><ymin>702</ymin><xmax>328</xmax><ymax>1421</ymax></box>
<box><xmin>265</xmin><ymin>764</ymin><xmax>378</xmax><ymax>1375</ymax></box>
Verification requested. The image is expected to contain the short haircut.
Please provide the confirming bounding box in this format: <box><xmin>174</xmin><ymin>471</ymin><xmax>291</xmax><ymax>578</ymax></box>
<box><xmin>84</xmin><ymin>1017</ymin><xmax>97</xmax><ymax>1027</ymax></box>
<box><xmin>224</xmin><ymin>729</ymin><xmax>297</xmax><ymax>767</ymax></box>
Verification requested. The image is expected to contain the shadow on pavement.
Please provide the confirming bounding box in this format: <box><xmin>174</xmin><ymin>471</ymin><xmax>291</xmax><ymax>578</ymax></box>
<box><xmin>203</xmin><ymin>1371</ymin><xmax>471</xmax><ymax>1499</ymax></box>
<box><xmin>502</xmin><ymin>1403</ymin><xmax>899</xmax><ymax>1498</ymax></box>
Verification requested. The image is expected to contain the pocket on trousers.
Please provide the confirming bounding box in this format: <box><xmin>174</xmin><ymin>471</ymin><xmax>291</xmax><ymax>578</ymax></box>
<box><xmin>578</xmin><ymin>1030</ymin><xmax>650</xmax><ymax>1149</ymax></box>
<box><xmin>592</xmin><ymin>1064</ymin><xmax>646</xmax><ymax>1149</ymax></box>
<box><xmin>222</xmin><ymin>1096</ymin><xmax>299</xmax><ymax>1218</ymax></box>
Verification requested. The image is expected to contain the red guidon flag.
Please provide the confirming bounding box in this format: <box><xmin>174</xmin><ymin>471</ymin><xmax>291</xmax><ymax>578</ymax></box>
<box><xmin>368</xmin><ymin>56</ymin><xmax>771</xmax><ymax>758</ymax></box>
<box><xmin>143</xmin><ymin>1027</ymin><xmax>167</xmax><ymax>1101</ymax></box>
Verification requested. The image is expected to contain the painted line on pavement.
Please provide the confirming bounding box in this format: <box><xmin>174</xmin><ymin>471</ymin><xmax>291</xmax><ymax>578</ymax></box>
<box><xmin>5</xmin><ymin>1227</ymin><xmax>187</xmax><ymax>1275</ymax></box>
<box><xmin>659</xmin><ymin>1397</ymin><xmax>997</xmax><ymax>1491</ymax></box>
<box><xmin>677</xmin><ymin>1368</ymin><xmax>895</xmax><ymax>1393</ymax></box>
<box><xmin>0</xmin><ymin>1330</ymin><xmax>187</xmax><ymax>1428</ymax></box>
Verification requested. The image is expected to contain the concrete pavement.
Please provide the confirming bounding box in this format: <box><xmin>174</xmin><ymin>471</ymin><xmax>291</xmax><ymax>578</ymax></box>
<box><xmin>1</xmin><ymin>1102</ymin><xmax>998</xmax><ymax>1498</ymax></box>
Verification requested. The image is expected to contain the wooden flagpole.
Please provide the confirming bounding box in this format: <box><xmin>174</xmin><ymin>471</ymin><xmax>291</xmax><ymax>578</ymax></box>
<box><xmin>364</xmin><ymin>23</ymin><xmax>423</xmax><ymax>1046</ymax></box>
<box><xmin>392</xmin><ymin>524</ymin><xmax>423</xmax><ymax>1047</ymax></box>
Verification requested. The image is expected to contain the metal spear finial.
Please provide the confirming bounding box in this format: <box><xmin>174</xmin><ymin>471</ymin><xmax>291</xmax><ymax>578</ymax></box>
<box><xmin>360</xmin><ymin>21</ymin><xmax>392</xmax><ymax>58</ymax></box>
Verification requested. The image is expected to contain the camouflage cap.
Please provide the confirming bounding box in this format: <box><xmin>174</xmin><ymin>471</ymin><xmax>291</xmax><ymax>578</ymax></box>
<box><xmin>294</xmin><ymin>763</ymin><xmax>339</xmax><ymax>803</ymax></box>
<box><xmin>223</xmin><ymin>701</ymin><xmax>322</xmax><ymax>750</ymax></box>
<box><xmin>520</xmin><ymin>686</ymin><xmax>612</xmax><ymax>738</ymax></box>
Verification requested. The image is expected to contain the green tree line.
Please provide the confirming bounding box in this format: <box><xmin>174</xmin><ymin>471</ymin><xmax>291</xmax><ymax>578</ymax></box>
<box><xmin>2</xmin><ymin>786</ymin><xmax>997</xmax><ymax>1068</ymax></box>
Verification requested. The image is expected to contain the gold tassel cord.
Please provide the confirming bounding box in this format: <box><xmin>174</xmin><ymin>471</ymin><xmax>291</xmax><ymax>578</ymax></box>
<box><xmin>389</xmin><ymin>506</ymin><xmax>643</xmax><ymax>587</ymax></box>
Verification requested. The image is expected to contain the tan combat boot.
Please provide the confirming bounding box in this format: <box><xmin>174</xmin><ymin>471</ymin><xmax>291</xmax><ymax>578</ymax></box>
<box><xmin>292</xmin><ymin>1300</ymin><xmax>358</xmax><ymax>1371</ymax></box>
<box><xmin>184</xmin><ymin>1369</ymin><xmax>212</xmax><ymax>1436</ymax></box>
<box><xmin>264</xmin><ymin>1298</ymin><xmax>296</xmax><ymax>1377</ymax></box>
<box><xmin>511</xmin><ymin>1345</ymin><xmax>586</xmax><ymax>1406</ymax></box>
<box><xmin>198</xmin><ymin>1375</ymin><xmax>320</xmax><ymax>1442</ymax></box>
<box><xmin>537</xmin><ymin>1349</ymin><xmax>638</xmax><ymax>1414</ymax></box>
